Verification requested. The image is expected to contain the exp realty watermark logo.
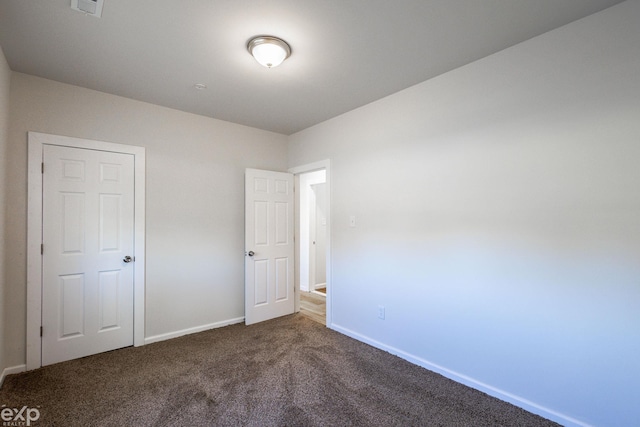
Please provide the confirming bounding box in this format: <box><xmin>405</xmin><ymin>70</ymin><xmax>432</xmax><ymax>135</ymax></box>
<box><xmin>1</xmin><ymin>405</ymin><xmax>40</xmax><ymax>426</ymax></box>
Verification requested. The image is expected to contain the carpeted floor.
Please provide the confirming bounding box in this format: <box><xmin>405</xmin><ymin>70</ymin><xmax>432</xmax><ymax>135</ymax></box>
<box><xmin>0</xmin><ymin>315</ymin><xmax>559</xmax><ymax>426</ymax></box>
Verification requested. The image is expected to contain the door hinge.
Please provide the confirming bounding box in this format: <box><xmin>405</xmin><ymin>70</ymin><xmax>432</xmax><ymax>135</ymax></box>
<box><xmin>41</xmin><ymin>162</ymin><xmax>44</xmax><ymax>174</ymax></box>
<box><xmin>41</xmin><ymin>244</ymin><xmax>44</xmax><ymax>255</ymax></box>
<box><xmin>40</xmin><ymin>326</ymin><xmax>43</xmax><ymax>337</ymax></box>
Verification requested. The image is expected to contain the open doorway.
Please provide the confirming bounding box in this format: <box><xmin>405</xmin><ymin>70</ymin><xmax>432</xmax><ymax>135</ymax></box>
<box><xmin>299</xmin><ymin>170</ymin><xmax>326</xmax><ymax>325</ymax></box>
<box><xmin>290</xmin><ymin>161</ymin><xmax>331</xmax><ymax>327</ymax></box>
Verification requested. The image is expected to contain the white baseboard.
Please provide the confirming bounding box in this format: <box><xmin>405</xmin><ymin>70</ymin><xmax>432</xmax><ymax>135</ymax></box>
<box><xmin>144</xmin><ymin>317</ymin><xmax>245</xmax><ymax>345</ymax></box>
<box><xmin>330</xmin><ymin>323</ymin><xmax>591</xmax><ymax>427</ymax></box>
<box><xmin>314</xmin><ymin>283</ymin><xmax>326</xmax><ymax>290</ymax></box>
<box><xmin>1</xmin><ymin>365</ymin><xmax>27</xmax><ymax>388</ymax></box>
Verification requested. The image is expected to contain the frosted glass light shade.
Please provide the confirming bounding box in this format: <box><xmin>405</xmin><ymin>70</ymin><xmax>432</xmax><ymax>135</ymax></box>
<box><xmin>247</xmin><ymin>36</ymin><xmax>291</xmax><ymax>68</ymax></box>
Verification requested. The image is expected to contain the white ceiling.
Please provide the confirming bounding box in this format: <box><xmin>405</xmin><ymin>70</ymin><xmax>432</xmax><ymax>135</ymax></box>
<box><xmin>0</xmin><ymin>0</ymin><xmax>625</xmax><ymax>135</ymax></box>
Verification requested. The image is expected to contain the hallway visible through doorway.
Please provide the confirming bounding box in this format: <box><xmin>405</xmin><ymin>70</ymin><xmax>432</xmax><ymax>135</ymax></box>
<box><xmin>299</xmin><ymin>291</ymin><xmax>325</xmax><ymax>325</ymax></box>
<box><xmin>297</xmin><ymin>168</ymin><xmax>327</xmax><ymax>326</ymax></box>
<box><xmin>291</xmin><ymin>160</ymin><xmax>331</xmax><ymax>328</ymax></box>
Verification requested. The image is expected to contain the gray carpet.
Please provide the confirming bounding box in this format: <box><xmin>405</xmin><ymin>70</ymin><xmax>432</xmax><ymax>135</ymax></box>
<box><xmin>1</xmin><ymin>315</ymin><xmax>560</xmax><ymax>426</ymax></box>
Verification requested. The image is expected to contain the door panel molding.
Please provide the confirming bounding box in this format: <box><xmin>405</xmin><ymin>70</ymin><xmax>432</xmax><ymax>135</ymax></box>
<box><xmin>27</xmin><ymin>132</ymin><xmax>146</xmax><ymax>370</ymax></box>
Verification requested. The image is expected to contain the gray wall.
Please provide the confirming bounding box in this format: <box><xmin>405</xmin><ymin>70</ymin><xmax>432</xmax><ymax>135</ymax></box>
<box><xmin>5</xmin><ymin>73</ymin><xmax>288</xmax><ymax>367</ymax></box>
<box><xmin>288</xmin><ymin>2</ymin><xmax>640</xmax><ymax>426</ymax></box>
<box><xmin>0</xmin><ymin>46</ymin><xmax>11</xmax><ymax>379</ymax></box>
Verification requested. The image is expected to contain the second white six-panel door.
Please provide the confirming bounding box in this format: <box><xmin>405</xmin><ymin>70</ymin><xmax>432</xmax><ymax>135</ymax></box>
<box><xmin>245</xmin><ymin>168</ymin><xmax>295</xmax><ymax>325</ymax></box>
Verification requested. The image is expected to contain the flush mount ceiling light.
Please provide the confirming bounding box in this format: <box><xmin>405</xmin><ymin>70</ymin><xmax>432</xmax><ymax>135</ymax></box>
<box><xmin>247</xmin><ymin>36</ymin><xmax>291</xmax><ymax>68</ymax></box>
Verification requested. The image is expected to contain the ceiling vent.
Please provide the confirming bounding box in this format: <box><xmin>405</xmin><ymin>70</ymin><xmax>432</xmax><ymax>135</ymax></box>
<box><xmin>71</xmin><ymin>0</ymin><xmax>104</xmax><ymax>18</ymax></box>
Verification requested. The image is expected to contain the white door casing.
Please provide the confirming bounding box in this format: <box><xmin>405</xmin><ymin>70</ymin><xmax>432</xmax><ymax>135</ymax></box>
<box><xmin>245</xmin><ymin>169</ymin><xmax>295</xmax><ymax>325</ymax></box>
<box><xmin>41</xmin><ymin>145</ymin><xmax>135</xmax><ymax>366</ymax></box>
<box><xmin>27</xmin><ymin>132</ymin><xmax>145</xmax><ymax>370</ymax></box>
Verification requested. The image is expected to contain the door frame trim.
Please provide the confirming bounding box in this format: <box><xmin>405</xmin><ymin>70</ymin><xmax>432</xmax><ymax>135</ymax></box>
<box><xmin>26</xmin><ymin>132</ymin><xmax>146</xmax><ymax>370</ymax></box>
<box><xmin>288</xmin><ymin>160</ymin><xmax>331</xmax><ymax>328</ymax></box>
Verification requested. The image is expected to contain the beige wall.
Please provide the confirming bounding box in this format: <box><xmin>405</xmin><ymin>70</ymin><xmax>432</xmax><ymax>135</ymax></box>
<box><xmin>0</xmin><ymin>46</ymin><xmax>11</xmax><ymax>377</ymax></box>
<box><xmin>289</xmin><ymin>2</ymin><xmax>640</xmax><ymax>426</ymax></box>
<box><xmin>6</xmin><ymin>73</ymin><xmax>288</xmax><ymax>367</ymax></box>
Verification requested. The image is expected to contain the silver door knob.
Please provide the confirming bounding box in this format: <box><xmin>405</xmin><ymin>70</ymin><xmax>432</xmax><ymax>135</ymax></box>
<box><xmin>247</xmin><ymin>251</ymin><xmax>255</xmax><ymax>257</ymax></box>
<box><xmin>123</xmin><ymin>256</ymin><xmax>133</xmax><ymax>263</ymax></box>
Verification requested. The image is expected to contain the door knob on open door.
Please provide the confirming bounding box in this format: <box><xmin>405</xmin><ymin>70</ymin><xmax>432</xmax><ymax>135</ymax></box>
<box><xmin>123</xmin><ymin>256</ymin><xmax>133</xmax><ymax>263</ymax></box>
<box><xmin>247</xmin><ymin>251</ymin><xmax>255</xmax><ymax>257</ymax></box>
